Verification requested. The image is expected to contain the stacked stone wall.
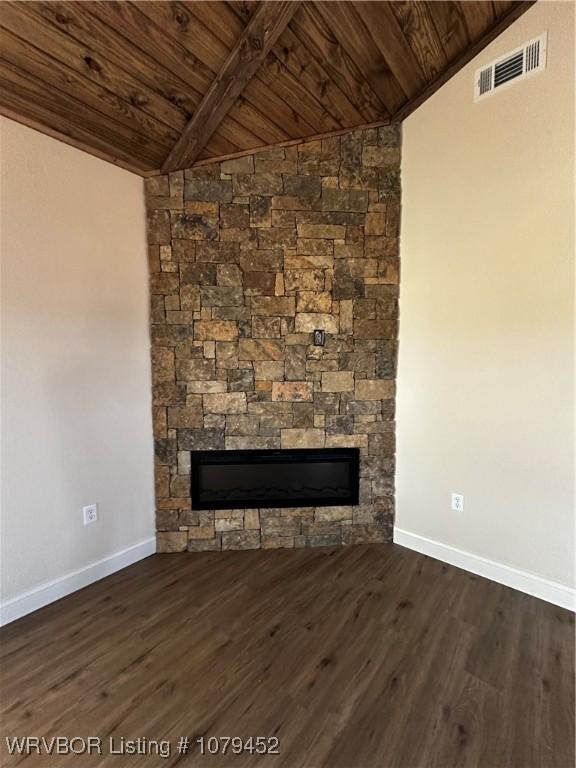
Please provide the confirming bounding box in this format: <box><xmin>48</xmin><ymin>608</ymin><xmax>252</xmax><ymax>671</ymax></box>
<box><xmin>145</xmin><ymin>126</ymin><xmax>401</xmax><ymax>552</ymax></box>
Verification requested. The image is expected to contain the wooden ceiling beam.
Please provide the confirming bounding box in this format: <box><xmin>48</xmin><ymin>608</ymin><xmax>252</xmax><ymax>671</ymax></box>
<box><xmin>161</xmin><ymin>1</ymin><xmax>299</xmax><ymax>173</ymax></box>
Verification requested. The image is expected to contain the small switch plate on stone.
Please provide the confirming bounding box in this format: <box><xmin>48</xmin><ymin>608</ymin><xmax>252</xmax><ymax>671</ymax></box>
<box><xmin>313</xmin><ymin>329</ymin><xmax>325</xmax><ymax>346</ymax></box>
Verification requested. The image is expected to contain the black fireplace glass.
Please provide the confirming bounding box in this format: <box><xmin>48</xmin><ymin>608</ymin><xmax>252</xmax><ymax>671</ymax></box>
<box><xmin>190</xmin><ymin>448</ymin><xmax>360</xmax><ymax>510</ymax></box>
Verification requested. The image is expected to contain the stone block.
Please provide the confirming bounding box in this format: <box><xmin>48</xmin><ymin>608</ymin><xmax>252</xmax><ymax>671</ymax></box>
<box><xmin>184</xmin><ymin>177</ymin><xmax>232</xmax><ymax>202</ymax></box>
<box><xmin>201</xmin><ymin>286</ymin><xmax>244</xmax><ymax>307</ymax></box>
<box><xmin>170</xmin><ymin>211</ymin><xmax>218</xmax><ymax>241</ymax></box>
<box><xmin>240</xmin><ymin>250</ymin><xmax>283</xmax><ymax>272</ymax></box>
<box><xmin>285</xmin><ymin>345</ymin><xmax>306</xmax><ymax>380</ymax></box>
<box><xmin>184</xmin><ymin>201</ymin><xmax>219</xmax><ymax>217</ymax></box>
<box><xmin>314</xmin><ymin>506</ymin><xmax>353</xmax><ymax>523</ymax></box>
<box><xmin>292</xmin><ymin>402</ymin><xmax>314</xmax><ymax>428</ymax></box>
<box><xmin>150</xmin><ymin>272</ymin><xmax>180</xmax><ymax>295</ymax></box>
<box><xmin>156</xmin><ymin>509</ymin><xmax>178</xmax><ymax>531</ymax></box>
<box><xmin>379</xmin><ymin>169</ymin><xmax>401</xmax><ymax>197</ymax></box>
<box><xmin>179</xmin><ymin>510</ymin><xmax>200</xmax><ymax>527</ymax></box>
<box><xmin>369</xmin><ymin>431</ymin><xmax>395</xmax><ymax>456</ymax></box>
<box><xmin>334</xmin><ymin>243</ymin><xmax>364</xmax><ymax>259</ymax></box>
<box><xmin>342</xmin><ymin>524</ymin><xmax>390</xmax><ymax>545</ymax></box>
<box><xmin>258</xmin><ymin>228</ymin><xmax>297</xmax><ymax>249</ymax></box>
<box><xmin>272</xmin><ymin>210</ymin><xmax>296</xmax><ymax>227</ymax></box>
<box><xmin>252</xmin><ymin>318</ymin><xmax>280</xmax><ymax>341</ymax></box>
<box><xmin>221</xmin><ymin>155</ymin><xmax>254</xmax><ymax>174</ymax></box>
<box><xmin>153</xmin><ymin>406</ymin><xmax>167</xmax><ymax>439</ymax></box>
<box><xmin>333</xmin><ymin>261</ymin><xmax>365</xmax><ymax>300</ymax></box>
<box><xmin>261</xmin><ymin>517</ymin><xmax>301</xmax><ymax>536</ymax></box>
<box><xmin>226</xmin><ymin>415</ymin><xmax>260</xmax><ymax>435</ymax></box>
<box><xmin>295</xmin><ymin>313</ymin><xmax>339</xmax><ymax>335</ymax></box>
<box><xmin>325</xmin><ymin>434</ymin><xmax>368</xmax><ymax>448</ymax></box>
<box><xmin>296</xmin><ymin>291</ymin><xmax>332</xmax><ymax>313</ymax></box>
<box><xmin>176</xmin><ymin>358</ymin><xmax>215</xmax><ymax>381</ymax></box>
<box><xmin>378</xmin><ymin>124</ymin><xmax>401</xmax><ymax>147</ymax></box>
<box><xmin>321</xmin><ymin>188</ymin><xmax>369</xmax><ymax>212</ymax></box>
<box><xmin>296</xmin><ymin>238</ymin><xmax>334</xmax><ymax>257</ymax></box>
<box><xmin>167</xmin><ymin>407</ymin><xmax>203</xmax><ymax>429</ymax></box>
<box><xmin>354</xmin><ymin>317</ymin><xmax>398</xmax><ymax>339</ymax></box>
<box><xmin>153</xmin><ymin>382</ymin><xmax>186</xmax><ymax>406</ymax></box>
<box><xmin>363</xmin><ymin>146</ymin><xmax>401</xmax><ymax>168</ymax></box>
<box><xmin>320</xmin><ymin>371</ymin><xmax>354</xmax><ymax>393</ymax></box>
<box><xmin>204</xmin><ymin>392</ymin><xmax>247</xmax><ymax>414</ymax></box>
<box><xmin>281</xmin><ymin>428</ymin><xmax>325</xmax><ymax>449</ymax></box>
<box><xmin>145</xmin><ymin>175</ymin><xmax>170</xmax><ymax>198</ymax></box>
<box><xmin>180</xmin><ymin>262</ymin><xmax>217</xmax><ymax>286</ymax></box>
<box><xmin>204</xmin><ymin>413</ymin><xmax>226</xmax><ymax>429</ymax></box>
<box><xmin>222</xmin><ymin>530</ymin><xmax>260</xmax><ymax>550</ymax></box>
<box><xmin>305</xmin><ymin>533</ymin><xmax>341</xmax><ymax>548</ymax></box>
<box><xmin>226</xmin><ymin>435</ymin><xmax>280</xmax><ymax>449</ymax></box>
<box><xmin>355</xmin><ymin>379</ymin><xmax>396</xmax><ymax>400</ymax></box>
<box><xmin>188</xmin><ymin>537</ymin><xmax>222</xmax><ymax>551</ymax></box>
<box><xmin>151</xmin><ymin>347</ymin><xmax>175</xmax><ymax>384</ymax></box>
<box><xmin>326</xmin><ymin>414</ymin><xmax>354</xmax><ymax>434</ymax></box>
<box><xmin>187</xmin><ymin>380</ymin><xmax>227</xmax><ymax>394</ymax></box>
<box><xmin>253</xmin><ymin>361</ymin><xmax>285</xmax><ymax>380</ymax></box>
<box><xmin>283</xmin><ymin>175</ymin><xmax>321</xmax><ymax>198</ymax></box>
<box><xmin>254</xmin><ymin>147</ymin><xmax>298</xmax><ymax>174</ymax></box>
<box><xmin>365</xmin><ymin>211</ymin><xmax>386</xmax><ymax>236</ymax></box>
<box><xmin>243</xmin><ymin>271</ymin><xmax>276</xmax><ymax>296</ymax></box>
<box><xmin>215</xmin><ymin>263</ymin><xmax>243</xmax><ymax>287</ymax></box>
<box><xmin>233</xmin><ymin>173</ymin><xmax>283</xmax><ymax>196</ymax></box>
<box><xmin>250</xmin><ymin>297</ymin><xmax>295</xmax><ymax>316</ymax></box>
<box><xmin>262</xmin><ymin>536</ymin><xmax>295</xmax><ymax>549</ymax></box>
<box><xmin>297</xmin><ymin>223</ymin><xmax>346</xmax><ymax>239</ymax></box>
<box><xmin>239</xmin><ymin>338</ymin><xmax>284</xmax><ymax>361</ymax></box>
<box><xmin>340</xmin><ymin>300</ymin><xmax>353</xmax><ymax>334</ymax></box>
<box><xmin>154</xmin><ymin>438</ymin><xmax>176</xmax><ymax>465</ymax></box>
<box><xmin>196</xmin><ymin>242</ymin><xmax>240</xmax><ymax>263</ymax></box>
<box><xmin>214</xmin><ymin>341</ymin><xmax>238</xmax><ymax>369</ymax></box>
<box><xmin>195</xmin><ymin>321</ymin><xmax>238</xmax><ymax>341</ymax></box>
<box><xmin>250</xmin><ymin>195</ymin><xmax>272</xmax><ymax>227</ymax></box>
<box><xmin>220</xmin><ymin>203</ymin><xmax>250</xmax><ymax>230</ymax></box>
<box><xmin>284</xmin><ymin>270</ymin><xmax>325</xmax><ymax>292</ymax></box>
<box><xmin>244</xmin><ymin>509</ymin><xmax>260</xmax><ymax>530</ymax></box>
<box><xmin>272</xmin><ymin>381</ymin><xmax>313</xmax><ymax>402</ymax></box>
<box><xmin>180</xmin><ymin>285</ymin><xmax>201</xmax><ymax>312</ymax></box>
<box><xmin>178</xmin><ymin>428</ymin><xmax>225</xmax><ymax>450</ymax></box>
<box><xmin>157</xmin><ymin>531</ymin><xmax>187</xmax><ymax>552</ymax></box>
<box><xmin>170</xmin><ymin>473</ymin><xmax>191</xmax><ymax>498</ymax></box>
<box><xmin>147</xmin><ymin>209</ymin><xmax>171</xmax><ymax>244</ymax></box>
<box><xmin>228</xmin><ymin>368</ymin><xmax>254</xmax><ymax>391</ymax></box>
<box><xmin>364</xmin><ymin>236</ymin><xmax>398</xmax><ymax>259</ymax></box>
<box><xmin>215</xmin><ymin>515</ymin><xmax>244</xmax><ymax>532</ymax></box>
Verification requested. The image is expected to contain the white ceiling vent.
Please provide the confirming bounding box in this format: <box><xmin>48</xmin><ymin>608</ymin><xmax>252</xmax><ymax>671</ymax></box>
<box><xmin>474</xmin><ymin>32</ymin><xmax>547</xmax><ymax>101</ymax></box>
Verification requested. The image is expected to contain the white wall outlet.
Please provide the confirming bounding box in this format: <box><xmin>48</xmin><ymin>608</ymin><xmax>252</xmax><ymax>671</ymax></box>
<box><xmin>83</xmin><ymin>504</ymin><xmax>98</xmax><ymax>525</ymax></box>
<box><xmin>451</xmin><ymin>493</ymin><xmax>464</xmax><ymax>512</ymax></box>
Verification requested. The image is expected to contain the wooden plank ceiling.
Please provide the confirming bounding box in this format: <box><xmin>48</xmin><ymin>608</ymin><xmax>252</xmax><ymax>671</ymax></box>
<box><xmin>0</xmin><ymin>1</ymin><xmax>534</xmax><ymax>175</ymax></box>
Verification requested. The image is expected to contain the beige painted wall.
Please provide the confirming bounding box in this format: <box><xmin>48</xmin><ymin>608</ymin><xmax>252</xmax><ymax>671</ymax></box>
<box><xmin>397</xmin><ymin>2</ymin><xmax>575</xmax><ymax>587</ymax></box>
<box><xmin>0</xmin><ymin>118</ymin><xmax>155</xmax><ymax>603</ymax></box>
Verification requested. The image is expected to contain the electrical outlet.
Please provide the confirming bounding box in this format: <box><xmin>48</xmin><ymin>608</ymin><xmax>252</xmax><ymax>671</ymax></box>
<box><xmin>83</xmin><ymin>504</ymin><xmax>98</xmax><ymax>525</ymax></box>
<box><xmin>451</xmin><ymin>493</ymin><xmax>464</xmax><ymax>512</ymax></box>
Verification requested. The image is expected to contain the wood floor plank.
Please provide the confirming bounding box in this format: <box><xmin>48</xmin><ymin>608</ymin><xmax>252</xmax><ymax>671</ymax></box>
<box><xmin>0</xmin><ymin>545</ymin><xmax>573</xmax><ymax>768</ymax></box>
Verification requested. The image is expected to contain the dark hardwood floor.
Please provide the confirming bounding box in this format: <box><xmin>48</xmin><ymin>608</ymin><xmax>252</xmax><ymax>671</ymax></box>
<box><xmin>0</xmin><ymin>544</ymin><xmax>573</xmax><ymax>768</ymax></box>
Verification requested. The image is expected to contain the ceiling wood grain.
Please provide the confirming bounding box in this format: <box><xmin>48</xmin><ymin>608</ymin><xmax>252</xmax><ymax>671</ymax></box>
<box><xmin>0</xmin><ymin>0</ymin><xmax>535</xmax><ymax>174</ymax></box>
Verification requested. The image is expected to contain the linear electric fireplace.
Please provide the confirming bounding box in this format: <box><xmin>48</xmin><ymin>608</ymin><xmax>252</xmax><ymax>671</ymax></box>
<box><xmin>190</xmin><ymin>448</ymin><xmax>360</xmax><ymax>510</ymax></box>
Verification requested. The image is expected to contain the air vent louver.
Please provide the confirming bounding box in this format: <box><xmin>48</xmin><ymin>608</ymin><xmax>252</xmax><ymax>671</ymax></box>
<box><xmin>474</xmin><ymin>32</ymin><xmax>547</xmax><ymax>101</ymax></box>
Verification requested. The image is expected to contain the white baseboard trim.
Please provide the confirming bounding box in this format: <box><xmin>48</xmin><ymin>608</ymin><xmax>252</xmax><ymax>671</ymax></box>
<box><xmin>394</xmin><ymin>528</ymin><xmax>575</xmax><ymax>612</ymax></box>
<box><xmin>0</xmin><ymin>537</ymin><xmax>156</xmax><ymax>627</ymax></box>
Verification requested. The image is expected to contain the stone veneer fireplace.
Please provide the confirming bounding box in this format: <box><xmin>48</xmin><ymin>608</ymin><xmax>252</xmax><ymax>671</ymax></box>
<box><xmin>145</xmin><ymin>125</ymin><xmax>400</xmax><ymax>552</ymax></box>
